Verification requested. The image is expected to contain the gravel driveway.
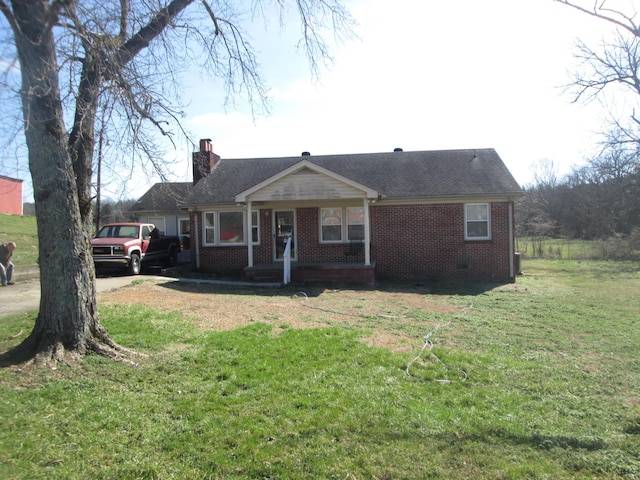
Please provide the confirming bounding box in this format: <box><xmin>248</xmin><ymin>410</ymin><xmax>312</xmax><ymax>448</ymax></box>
<box><xmin>0</xmin><ymin>275</ymin><xmax>165</xmax><ymax>319</ymax></box>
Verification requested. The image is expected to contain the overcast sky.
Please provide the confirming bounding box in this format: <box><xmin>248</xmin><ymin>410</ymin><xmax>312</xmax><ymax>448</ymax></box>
<box><xmin>4</xmin><ymin>0</ymin><xmax>632</xmax><ymax>201</ymax></box>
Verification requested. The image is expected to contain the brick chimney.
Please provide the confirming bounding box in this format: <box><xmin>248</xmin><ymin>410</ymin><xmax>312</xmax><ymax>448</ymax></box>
<box><xmin>192</xmin><ymin>139</ymin><xmax>220</xmax><ymax>185</ymax></box>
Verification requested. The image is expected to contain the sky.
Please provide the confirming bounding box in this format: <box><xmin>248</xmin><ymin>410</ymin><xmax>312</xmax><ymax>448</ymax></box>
<box><xmin>171</xmin><ymin>0</ymin><xmax>621</xmax><ymax>193</ymax></box>
<box><xmin>1</xmin><ymin>0</ymin><xmax>633</xmax><ymax>202</ymax></box>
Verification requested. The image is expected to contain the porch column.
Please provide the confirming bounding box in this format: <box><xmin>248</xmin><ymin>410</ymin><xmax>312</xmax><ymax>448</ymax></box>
<box><xmin>364</xmin><ymin>198</ymin><xmax>371</xmax><ymax>265</ymax></box>
<box><xmin>247</xmin><ymin>201</ymin><xmax>254</xmax><ymax>267</ymax></box>
<box><xmin>194</xmin><ymin>210</ymin><xmax>200</xmax><ymax>269</ymax></box>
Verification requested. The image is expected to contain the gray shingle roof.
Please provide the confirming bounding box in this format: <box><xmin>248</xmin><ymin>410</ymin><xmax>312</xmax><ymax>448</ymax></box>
<box><xmin>130</xmin><ymin>182</ymin><xmax>192</xmax><ymax>213</ymax></box>
<box><xmin>185</xmin><ymin>148</ymin><xmax>522</xmax><ymax>206</ymax></box>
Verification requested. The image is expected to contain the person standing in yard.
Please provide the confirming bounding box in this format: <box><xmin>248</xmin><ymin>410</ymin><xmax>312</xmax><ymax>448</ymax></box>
<box><xmin>0</xmin><ymin>241</ymin><xmax>16</xmax><ymax>286</ymax></box>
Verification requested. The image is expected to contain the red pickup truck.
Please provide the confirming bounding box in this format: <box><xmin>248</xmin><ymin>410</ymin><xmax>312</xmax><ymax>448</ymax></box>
<box><xmin>92</xmin><ymin>222</ymin><xmax>180</xmax><ymax>275</ymax></box>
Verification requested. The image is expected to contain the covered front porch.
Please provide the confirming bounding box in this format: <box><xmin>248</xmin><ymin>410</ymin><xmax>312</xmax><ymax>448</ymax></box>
<box><xmin>236</xmin><ymin>159</ymin><xmax>379</xmax><ymax>286</ymax></box>
<box><xmin>190</xmin><ymin>158</ymin><xmax>381</xmax><ymax>285</ymax></box>
<box><xmin>244</xmin><ymin>261</ymin><xmax>376</xmax><ymax>286</ymax></box>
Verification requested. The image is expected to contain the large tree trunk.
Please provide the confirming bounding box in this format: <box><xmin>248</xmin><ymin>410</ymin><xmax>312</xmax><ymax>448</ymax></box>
<box><xmin>5</xmin><ymin>0</ymin><xmax>131</xmax><ymax>364</ymax></box>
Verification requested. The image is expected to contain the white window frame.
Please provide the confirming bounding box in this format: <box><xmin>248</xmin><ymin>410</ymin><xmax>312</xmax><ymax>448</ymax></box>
<box><xmin>346</xmin><ymin>206</ymin><xmax>365</xmax><ymax>241</ymax></box>
<box><xmin>219</xmin><ymin>211</ymin><xmax>245</xmax><ymax>245</ymax></box>
<box><xmin>203</xmin><ymin>212</ymin><xmax>216</xmax><ymax>246</ymax></box>
<box><xmin>320</xmin><ymin>207</ymin><xmax>344</xmax><ymax>243</ymax></box>
<box><xmin>465</xmin><ymin>203</ymin><xmax>491</xmax><ymax>240</ymax></box>
<box><xmin>320</xmin><ymin>207</ymin><xmax>365</xmax><ymax>243</ymax></box>
<box><xmin>202</xmin><ymin>210</ymin><xmax>247</xmax><ymax>246</ymax></box>
<box><xmin>251</xmin><ymin>210</ymin><xmax>260</xmax><ymax>245</ymax></box>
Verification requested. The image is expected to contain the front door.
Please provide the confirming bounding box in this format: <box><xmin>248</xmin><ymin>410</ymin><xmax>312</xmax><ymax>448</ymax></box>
<box><xmin>178</xmin><ymin>217</ymin><xmax>190</xmax><ymax>251</ymax></box>
<box><xmin>274</xmin><ymin>210</ymin><xmax>296</xmax><ymax>260</ymax></box>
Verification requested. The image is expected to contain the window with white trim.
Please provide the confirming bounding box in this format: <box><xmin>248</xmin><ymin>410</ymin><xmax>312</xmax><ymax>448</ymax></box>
<box><xmin>251</xmin><ymin>210</ymin><xmax>260</xmax><ymax>244</ymax></box>
<box><xmin>321</xmin><ymin>208</ymin><xmax>343</xmax><ymax>242</ymax></box>
<box><xmin>465</xmin><ymin>203</ymin><xmax>491</xmax><ymax>240</ymax></box>
<box><xmin>204</xmin><ymin>212</ymin><xmax>216</xmax><ymax>245</ymax></box>
<box><xmin>320</xmin><ymin>207</ymin><xmax>365</xmax><ymax>242</ymax></box>
<box><xmin>219</xmin><ymin>211</ymin><xmax>244</xmax><ymax>244</ymax></box>
<box><xmin>347</xmin><ymin>207</ymin><xmax>364</xmax><ymax>241</ymax></box>
<box><xmin>203</xmin><ymin>210</ymin><xmax>250</xmax><ymax>246</ymax></box>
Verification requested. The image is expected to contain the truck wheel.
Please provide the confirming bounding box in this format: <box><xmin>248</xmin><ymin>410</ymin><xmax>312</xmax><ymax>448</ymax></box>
<box><xmin>166</xmin><ymin>246</ymin><xmax>178</xmax><ymax>267</ymax></box>
<box><xmin>128</xmin><ymin>253</ymin><xmax>141</xmax><ymax>275</ymax></box>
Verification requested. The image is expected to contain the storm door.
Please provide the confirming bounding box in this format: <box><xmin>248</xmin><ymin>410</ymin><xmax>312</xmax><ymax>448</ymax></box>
<box><xmin>274</xmin><ymin>210</ymin><xmax>296</xmax><ymax>260</ymax></box>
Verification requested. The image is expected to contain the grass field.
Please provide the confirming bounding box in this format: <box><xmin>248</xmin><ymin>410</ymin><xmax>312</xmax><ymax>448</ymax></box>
<box><xmin>516</xmin><ymin>236</ymin><xmax>596</xmax><ymax>259</ymax></box>
<box><xmin>516</xmin><ymin>235</ymin><xmax>640</xmax><ymax>261</ymax></box>
<box><xmin>0</xmin><ymin>214</ymin><xmax>38</xmax><ymax>265</ymax></box>
<box><xmin>1</xmin><ymin>259</ymin><xmax>639</xmax><ymax>479</ymax></box>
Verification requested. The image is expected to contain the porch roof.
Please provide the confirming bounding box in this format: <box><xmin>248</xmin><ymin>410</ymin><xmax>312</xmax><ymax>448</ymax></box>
<box><xmin>185</xmin><ymin>148</ymin><xmax>522</xmax><ymax>207</ymax></box>
<box><xmin>235</xmin><ymin>159</ymin><xmax>379</xmax><ymax>203</ymax></box>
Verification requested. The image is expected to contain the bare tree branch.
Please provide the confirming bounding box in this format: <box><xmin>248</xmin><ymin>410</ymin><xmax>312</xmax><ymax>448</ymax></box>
<box><xmin>560</xmin><ymin>1</ymin><xmax>640</xmax><ymax>147</ymax></box>
<box><xmin>0</xmin><ymin>0</ymin><xmax>354</xmax><ymax>363</ymax></box>
<box><xmin>556</xmin><ymin>0</ymin><xmax>640</xmax><ymax>37</ymax></box>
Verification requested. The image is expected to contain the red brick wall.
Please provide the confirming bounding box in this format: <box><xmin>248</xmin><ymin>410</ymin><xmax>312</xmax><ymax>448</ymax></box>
<box><xmin>369</xmin><ymin>203</ymin><xmax>513</xmax><ymax>282</ymax></box>
<box><xmin>296</xmin><ymin>207</ymin><xmax>349</xmax><ymax>263</ymax></box>
<box><xmin>193</xmin><ymin>209</ymin><xmax>275</xmax><ymax>275</ymax></box>
<box><xmin>192</xmin><ymin>202</ymin><xmax>515</xmax><ymax>283</ymax></box>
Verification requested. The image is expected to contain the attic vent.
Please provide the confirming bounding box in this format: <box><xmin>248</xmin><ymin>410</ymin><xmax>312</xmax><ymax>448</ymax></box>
<box><xmin>301</xmin><ymin>151</ymin><xmax>311</xmax><ymax>156</ymax></box>
<box><xmin>394</xmin><ymin>147</ymin><xmax>403</xmax><ymax>152</ymax></box>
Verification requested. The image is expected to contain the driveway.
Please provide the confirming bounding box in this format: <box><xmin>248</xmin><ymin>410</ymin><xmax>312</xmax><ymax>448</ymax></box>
<box><xmin>0</xmin><ymin>274</ymin><xmax>170</xmax><ymax>319</ymax></box>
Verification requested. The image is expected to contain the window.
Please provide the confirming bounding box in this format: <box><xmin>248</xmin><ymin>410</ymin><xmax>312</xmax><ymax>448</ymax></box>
<box><xmin>321</xmin><ymin>208</ymin><xmax>343</xmax><ymax>242</ymax></box>
<box><xmin>219</xmin><ymin>211</ymin><xmax>244</xmax><ymax>244</ymax></box>
<box><xmin>320</xmin><ymin>206</ymin><xmax>365</xmax><ymax>242</ymax></box>
<box><xmin>204</xmin><ymin>212</ymin><xmax>216</xmax><ymax>245</ymax></box>
<box><xmin>148</xmin><ymin>217</ymin><xmax>166</xmax><ymax>235</ymax></box>
<box><xmin>347</xmin><ymin>207</ymin><xmax>364</xmax><ymax>241</ymax></box>
<box><xmin>465</xmin><ymin>203</ymin><xmax>490</xmax><ymax>240</ymax></box>
<box><xmin>179</xmin><ymin>218</ymin><xmax>190</xmax><ymax>250</ymax></box>
<box><xmin>251</xmin><ymin>210</ymin><xmax>260</xmax><ymax>244</ymax></box>
<box><xmin>203</xmin><ymin>211</ymin><xmax>248</xmax><ymax>246</ymax></box>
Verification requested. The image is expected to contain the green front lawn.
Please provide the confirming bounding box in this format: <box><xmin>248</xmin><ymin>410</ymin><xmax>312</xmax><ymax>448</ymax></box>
<box><xmin>1</xmin><ymin>259</ymin><xmax>639</xmax><ymax>479</ymax></box>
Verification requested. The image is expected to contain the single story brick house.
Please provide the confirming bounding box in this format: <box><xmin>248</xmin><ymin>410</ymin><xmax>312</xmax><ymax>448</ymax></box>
<box><xmin>180</xmin><ymin>139</ymin><xmax>523</xmax><ymax>284</ymax></box>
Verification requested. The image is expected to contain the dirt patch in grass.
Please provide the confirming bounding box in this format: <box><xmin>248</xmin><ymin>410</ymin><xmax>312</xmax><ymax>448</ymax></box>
<box><xmin>100</xmin><ymin>280</ymin><xmax>458</xmax><ymax>352</ymax></box>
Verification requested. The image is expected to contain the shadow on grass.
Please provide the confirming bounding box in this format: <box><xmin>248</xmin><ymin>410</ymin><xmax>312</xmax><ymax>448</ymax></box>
<box><xmin>521</xmin><ymin>432</ymin><xmax>606</xmax><ymax>451</ymax></box>
<box><xmin>624</xmin><ymin>418</ymin><xmax>640</xmax><ymax>435</ymax></box>
<box><xmin>390</xmin><ymin>429</ymin><xmax>606</xmax><ymax>452</ymax></box>
<box><xmin>155</xmin><ymin>277</ymin><xmax>504</xmax><ymax>299</ymax></box>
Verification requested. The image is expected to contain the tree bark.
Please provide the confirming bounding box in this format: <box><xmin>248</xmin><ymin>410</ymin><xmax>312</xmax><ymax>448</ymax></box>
<box><xmin>0</xmin><ymin>0</ymin><xmax>347</xmax><ymax>365</ymax></box>
<box><xmin>3</xmin><ymin>0</ymin><xmax>131</xmax><ymax>365</ymax></box>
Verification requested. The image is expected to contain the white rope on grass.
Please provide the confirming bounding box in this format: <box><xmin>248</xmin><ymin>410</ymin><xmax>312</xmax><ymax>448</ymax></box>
<box><xmin>405</xmin><ymin>306</ymin><xmax>473</xmax><ymax>383</ymax></box>
<box><xmin>293</xmin><ymin>290</ymin><xmax>470</xmax><ymax>383</ymax></box>
<box><xmin>404</xmin><ymin>323</ymin><xmax>468</xmax><ymax>383</ymax></box>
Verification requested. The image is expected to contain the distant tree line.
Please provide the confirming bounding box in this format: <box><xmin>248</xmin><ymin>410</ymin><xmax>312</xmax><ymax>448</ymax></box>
<box><xmin>517</xmin><ymin>140</ymin><xmax>640</xmax><ymax>259</ymax></box>
<box><xmin>24</xmin><ymin>198</ymin><xmax>135</xmax><ymax>227</ymax></box>
<box><xmin>94</xmin><ymin>199</ymin><xmax>136</xmax><ymax>228</ymax></box>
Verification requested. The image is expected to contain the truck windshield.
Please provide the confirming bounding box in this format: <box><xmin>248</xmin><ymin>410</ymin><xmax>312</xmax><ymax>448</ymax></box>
<box><xmin>95</xmin><ymin>225</ymin><xmax>140</xmax><ymax>239</ymax></box>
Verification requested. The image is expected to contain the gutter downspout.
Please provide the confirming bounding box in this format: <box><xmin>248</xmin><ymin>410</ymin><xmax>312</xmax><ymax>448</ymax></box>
<box><xmin>364</xmin><ymin>198</ymin><xmax>371</xmax><ymax>265</ymax></box>
<box><xmin>247</xmin><ymin>201</ymin><xmax>254</xmax><ymax>267</ymax></box>
<box><xmin>508</xmin><ymin>202</ymin><xmax>514</xmax><ymax>279</ymax></box>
